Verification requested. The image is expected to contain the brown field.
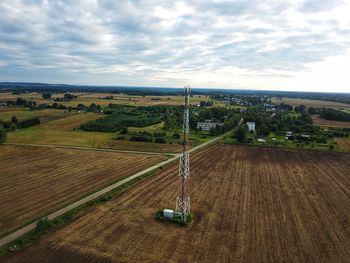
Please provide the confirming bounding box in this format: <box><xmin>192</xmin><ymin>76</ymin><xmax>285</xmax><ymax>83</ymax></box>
<box><xmin>0</xmin><ymin>92</ymin><xmax>218</xmax><ymax>107</ymax></box>
<box><xmin>3</xmin><ymin>144</ymin><xmax>350</xmax><ymax>263</ymax></box>
<box><xmin>104</xmin><ymin>140</ymin><xmax>182</xmax><ymax>153</ymax></box>
<box><xmin>272</xmin><ymin>97</ymin><xmax>350</xmax><ymax>109</ymax></box>
<box><xmin>0</xmin><ymin>145</ymin><xmax>165</xmax><ymax>237</ymax></box>
<box><xmin>336</xmin><ymin>137</ymin><xmax>350</xmax><ymax>151</ymax></box>
<box><xmin>311</xmin><ymin>114</ymin><xmax>350</xmax><ymax>128</ymax></box>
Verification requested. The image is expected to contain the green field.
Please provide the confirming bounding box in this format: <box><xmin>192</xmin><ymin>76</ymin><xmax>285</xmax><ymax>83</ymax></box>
<box><xmin>7</xmin><ymin>113</ymin><xmax>113</xmax><ymax>147</ymax></box>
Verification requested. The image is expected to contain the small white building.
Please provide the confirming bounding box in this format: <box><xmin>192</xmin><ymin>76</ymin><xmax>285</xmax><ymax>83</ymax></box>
<box><xmin>246</xmin><ymin>122</ymin><xmax>256</xmax><ymax>132</ymax></box>
<box><xmin>197</xmin><ymin>120</ymin><xmax>221</xmax><ymax>131</ymax></box>
<box><xmin>257</xmin><ymin>138</ymin><xmax>266</xmax><ymax>143</ymax></box>
<box><xmin>163</xmin><ymin>209</ymin><xmax>174</xmax><ymax>219</ymax></box>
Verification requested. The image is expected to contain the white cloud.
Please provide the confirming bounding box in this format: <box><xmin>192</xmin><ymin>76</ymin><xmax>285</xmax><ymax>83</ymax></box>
<box><xmin>0</xmin><ymin>0</ymin><xmax>349</xmax><ymax>92</ymax></box>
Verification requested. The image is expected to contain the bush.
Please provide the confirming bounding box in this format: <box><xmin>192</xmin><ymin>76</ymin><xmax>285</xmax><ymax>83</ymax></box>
<box><xmin>234</xmin><ymin>125</ymin><xmax>248</xmax><ymax>143</ymax></box>
<box><xmin>155</xmin><ymin>136</ymin><xmax>167</xmax><ymax>144</ymax></box>
<box><xmin>172</xmin><ymin>132</ymin><xmax>181</xmax><ymax>139</ymax></box>
<box><xmin>0</xmin><ymin>128</ymin><xmax>6</xmax><ymax>144</ymax></box>
<box><xmin>120</xmin><ymin>127</ymin><xmax>128</xmax><ymax>134</ymax></box>
<box><xmin>155</xmin><ymin>210</ymin><xmax>194</xmax><ymax>226</ymax></box>
<box><xmin>36</xmin><ymin>218</ymin><xmax>53</xmax><ymax>234</ymax></box>
<box><xmin>129</xmin><ymin>135</ymin><xmax>152</xmax><ymax>142</ymax></box>
<box><xmin>18</xmin><ymin>117</ymin><xmax>40</xmax><ymax>128</ymax></box>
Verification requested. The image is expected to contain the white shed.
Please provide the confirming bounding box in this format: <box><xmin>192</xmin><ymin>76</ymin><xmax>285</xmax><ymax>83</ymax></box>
<box><xmin>163</xmin><ymin>209</ymin><xmax>174</xmax><ymax>219</ymax></box>
<box><xmin>246</xmin><ymin>122</ymin><xmax>256</xmax><ymax>132</ymax></box>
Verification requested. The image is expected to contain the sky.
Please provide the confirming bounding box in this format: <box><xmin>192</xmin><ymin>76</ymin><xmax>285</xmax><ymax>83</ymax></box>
<box><xmin>0</xmin><ymin>0</ymin><xmax>350</xmax><ymax>93</ymax></box>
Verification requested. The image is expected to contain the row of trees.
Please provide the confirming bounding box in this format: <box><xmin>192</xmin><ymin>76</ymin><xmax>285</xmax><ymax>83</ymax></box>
<box><xmin>2</xmin><ymin>116</ymin><xmax>41</xmax><ymax>130</ymax></box>
<box><xmin>320</xmin><ymin>108</ymin><xmax>350</xmax><ymax>122</ymax></box>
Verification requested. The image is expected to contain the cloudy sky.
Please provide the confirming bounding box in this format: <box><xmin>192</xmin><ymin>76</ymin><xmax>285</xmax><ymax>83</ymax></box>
<box><xmin>0</xmin><ymin>0</ymin><xmax>350</xmax><ymax>92</ymax></box>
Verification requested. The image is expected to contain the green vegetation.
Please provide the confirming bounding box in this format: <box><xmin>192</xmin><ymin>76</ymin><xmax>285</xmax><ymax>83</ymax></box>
<box><xmin>2</xmin><ymin>116</ymin><xmax>40</xmax><ymax>130</ymax></box>
<box><xmin>234</xmin><ymin>125</ymin><xmax>248</xmax><ymax>143</ymax></box>
<box><xmin>42</xmin><ymin>93</ymin><xmax>51</xmax><ymax>99</ymax></box>
<box><xmin>320</xmin><ymin>108</ymin><xmax>350</xmax><ymax>122</ymax></box>
<box><xmin>0</xmin><ymin>121</ymin><xmax>6</xmax><ymax>143</ymax></box>
<box><xmin>81</xmin><ymin>105</ymin><xmax>162</xmax><ymax>132</ymax></box>
<box><xmin>155</xmin><ymin>210</ymin><xmax>194</xmax><ymax>226</ymax></box>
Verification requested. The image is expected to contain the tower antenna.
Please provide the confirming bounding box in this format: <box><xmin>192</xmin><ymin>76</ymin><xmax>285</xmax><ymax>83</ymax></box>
<box><xmin>175</xmin><ymin>85</ymin><xmax>191</xmax><ymax>221</ymax></box>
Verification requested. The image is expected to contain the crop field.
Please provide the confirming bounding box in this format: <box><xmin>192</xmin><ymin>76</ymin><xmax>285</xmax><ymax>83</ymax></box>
<box><xmin>0</xmin><ymin>92</ymin><xmax>220</xmax><ymax>107</ymax></box>
<box><xmin>272</xmin><ymin>97</ymin><xmax>350</xmax><ymax>110</ymax></box>
<box><xmin>104</xmin><ymin>140</ymin><xmax>183</xmax><ymax>153</ymax></box>
<box><xmin>3</xmin><ymin>144</ymin><xmax>350</xmax><ymax>263</ymax></box>
<box><xmin>336</xmin><ymin>138</ymin><xmax>350</xmax><ymax>151</ymax></box>
<box><xmin>0</xmin><ymin>145</ymin><xmax>165</xmax><ymax>237</ymax></box>
<box><xmin>0</xmin><ymin>107</ymin><xmax>76</xmax><ymax>123</ymax></box>
<box><xmin>7</xmin><ymin>113</ymin><xmax>112</xmax><ymax>147</ymax></box>
<box><xmin>311</xmin><ymin>114</ymin><xmax>350</xmax><ymax>128</ymax></box>
<box><xmin>105</xmin><ymin>135</ymin><xmax>208</xmax><ymax>153</ymax></box>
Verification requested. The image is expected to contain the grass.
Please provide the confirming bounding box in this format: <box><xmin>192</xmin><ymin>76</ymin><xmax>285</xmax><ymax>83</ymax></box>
<box><xmin>7</xmin><ymin>113</ymin><xmax>112</xmax><ymax>147</ymax></box>
<box><xmin>223</xmin><ymin>131</ymin><xmax>340</xmax><ymax>151</ymax></box>
<box><xmin>0</xmin><ymin>108</ymin><xmax>73</xmax><ymax>123</ymax></box>
<box><xmin>155</xmin><ymin>210</ymin><xmax>194</xmax><ymax>226</ymax></box>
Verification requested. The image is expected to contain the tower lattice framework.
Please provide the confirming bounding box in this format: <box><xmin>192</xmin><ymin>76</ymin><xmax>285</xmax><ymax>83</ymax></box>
<box><xmin>176</xmin><ymin>85</ymin><xmax>191</xmax><ymax>221</ymax></box>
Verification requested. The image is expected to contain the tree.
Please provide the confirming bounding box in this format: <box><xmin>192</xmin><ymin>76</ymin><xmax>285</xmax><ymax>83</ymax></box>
<box><xmin>0</xmin><ymin>127</ymin><xmax>6</xmax><ymax>144</ymax></box>
<box><xmin>11</xmin><ymin>116</ymin><xmax>18</xmax><ymax>124</ymax></box>
<box><xmin>120</xmin><ymin>127</ymin><xmax>128</xmax><ymax>134</ymax></box>
<box><xmin>257</xmin><ymin>124</ymin><xmax>270</xmax><ymax>136</ymax></box>
<box><xmin>235</xmin><ymin>126</ymin><xmax>248</xmax><ymax>143</ymax></box>
<box><xmin>42</xmin><ymin>93</ymin><xmax>52</xmax><ymax>99</ymax></box>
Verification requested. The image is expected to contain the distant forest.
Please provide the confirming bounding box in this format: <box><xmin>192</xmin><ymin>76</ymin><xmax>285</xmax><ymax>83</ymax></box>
<box><xmin>1</xmin><ymin>82</ymin><xmax>350</xmax><ymax>104</ymax></box>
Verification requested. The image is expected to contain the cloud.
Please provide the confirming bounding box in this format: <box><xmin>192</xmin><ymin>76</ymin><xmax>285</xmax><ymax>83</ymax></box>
<box><xmin>0</xmin><ymin>0</ymin><xmax>349</xmax><ymax>92</ymax></box>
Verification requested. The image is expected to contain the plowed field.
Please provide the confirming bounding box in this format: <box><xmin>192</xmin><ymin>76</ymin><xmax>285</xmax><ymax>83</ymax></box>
<box><xmin>0</xmin><ymin>145</ymin><xmax>165</xmax><ymax>237</ymax></box>
<box><xmin>3</xmin><ymin>145</ymin><xmax>350</xmax><ymax>263</ymax></box>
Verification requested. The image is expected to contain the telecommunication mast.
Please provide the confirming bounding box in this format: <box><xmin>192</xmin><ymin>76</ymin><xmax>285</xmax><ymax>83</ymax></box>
<box><xmin>175</xmin><ymin>85</ymin><xmax>191</xmax><ymax>221</ymax></box>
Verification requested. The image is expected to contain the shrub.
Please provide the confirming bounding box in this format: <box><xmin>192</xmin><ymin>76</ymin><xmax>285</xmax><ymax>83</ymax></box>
<box><xmin>155</xmin><ymin>136</ymin><xmax>167</xmax><ymax>144</ymax></box>
<box><xmin>120</xmin><ymin>127</ymin><xmax>128</xmax><ymax>134</ymax></box>
<box><xmin>0</xmin><ymin>128</ymin><xmax>6</xmax><ymax>144</ymax></box>
<box><xmin>172</xmin><ymin>132</ymin><xmax>181</xmax><ymax>139</ymax></box>
<box><xmin>129</xmin><ymin>135</ymin><xmax>152</xmax><ymax>142</ymax></box>
<box><xmin>18</xmin><ymin>117</ymin><xmax>40</xmax><ymax>128</ymax></box>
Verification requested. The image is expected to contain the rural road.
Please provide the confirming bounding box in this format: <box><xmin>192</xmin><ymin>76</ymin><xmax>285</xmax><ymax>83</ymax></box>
<box><xmin>0</xmin><ymin>119</ymin><xmax>242</xmax><ymax>248</ymax></box>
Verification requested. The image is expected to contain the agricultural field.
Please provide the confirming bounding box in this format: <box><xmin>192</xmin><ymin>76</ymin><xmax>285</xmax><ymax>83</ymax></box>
<box><xmin>0</xmin><ymin>92</ymin><xmax>220</xmax><ymax>107</ymax></box>
<box><xmin>6</xmin><ymin>113</ymin><xmax>113</xmax><ymax>147</ymax></box>
<box><xmin>271</xmin><ymin>97</ymin><xmax>350</xmax><ymax>110</ymax></box>
<box><xmin>0</xmin><ymin>107</ymin><xmax>76</xmax><ymax>124</ymax></box>
<box><xmin>3</xmin><ymin>144</ymin><xmax>350</xmax><ymax>263</ymax></box>
<box><xmin>311</xmin><ymin>114</ymin><xmax>350</xmax><ymax>128</ymax></box>
<box><xmin>336</xmin><ymin>138</ymin><xmax>350</xmax><ymax>152</ymax></box>
<box><xmin>0</xmin><ymin>145</ymin><xmax>165</xmax><ymax>237</ymax></box>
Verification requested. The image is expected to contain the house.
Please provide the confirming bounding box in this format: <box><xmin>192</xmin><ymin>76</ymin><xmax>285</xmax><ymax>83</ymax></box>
<box><xmin>197</xmin><ymin>119</ymin><xmax>222</xmax><ymax>131</ymax></box>
<box><xmin>246</xmin><ymin>122</ymin><xmax>255</xmax><ymax>132</ymax></box>
<box><xmin>257</xmin><ymin>138</ymin><xmax>266</xmax><ymax>143</ymax></box>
